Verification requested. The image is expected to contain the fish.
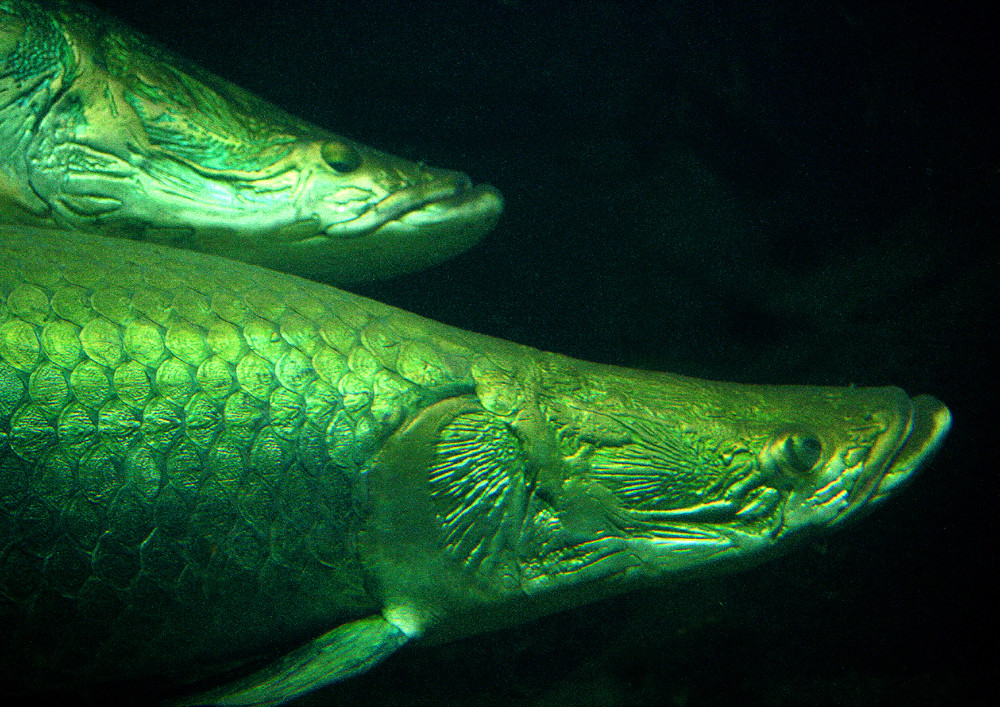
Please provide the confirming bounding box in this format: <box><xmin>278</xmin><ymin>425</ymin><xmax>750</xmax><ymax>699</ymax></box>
<box><xmin>0</xmin><ymin>2</ymin><xmax>951</xmax><ymax>706</ymax></box>
<box><xmin>0</xmin><ymin>0</ymin><xmax>502</xmax><ymax>281</ymax></box>
<box><xmin>0</xmin><ymin>224</ymin><xmax>951</xmax><ymax>705</ymax></box>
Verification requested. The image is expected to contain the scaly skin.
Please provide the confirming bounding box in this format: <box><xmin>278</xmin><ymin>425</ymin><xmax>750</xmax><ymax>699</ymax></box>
<box><xmin>0</xmin><ymin>2</ymin><xmax>951</xmax><ymax>704</ymax></box>
<box><xmin>0</xmin><ymin>0</ymin><xmax>502</xmax><ymax>281</ymax></box>
<box><xmin>0</xmin><ymin>226</ymin><xmax>949</xmax><ymax>699</ymax></box>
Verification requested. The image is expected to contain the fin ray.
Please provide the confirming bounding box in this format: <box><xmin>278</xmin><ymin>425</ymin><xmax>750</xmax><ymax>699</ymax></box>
<box><xmin>179</xmin><ymin>615</ymin><xmax>408</xmax><ymax>707</ymax></box>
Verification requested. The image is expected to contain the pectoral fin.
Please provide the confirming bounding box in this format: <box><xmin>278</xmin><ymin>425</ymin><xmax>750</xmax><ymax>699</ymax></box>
<box><xmin>179</xmin><ymin>614</ymin><xmax>409</xmax><ymax>707</ymax></box>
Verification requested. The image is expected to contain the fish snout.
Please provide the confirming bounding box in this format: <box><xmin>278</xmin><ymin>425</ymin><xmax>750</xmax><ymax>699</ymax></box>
<box><xmin>778</xmin><ymin>387</ymin><xmax>950</xmax><ymax>533</ymax></box>
<box><xmin>867</xmin><ymin>394</ymin><xmax>951</xmax><ymax>505</ymax></box>
<box><xmin>831</xmin><ymin>388</ymin><xmax>951</xmax><ymax>524</ymax></box>
<box><xmin>307</xmin><ymin>138</ymin><xmax>503</xmax><ymax>234</ymax></box>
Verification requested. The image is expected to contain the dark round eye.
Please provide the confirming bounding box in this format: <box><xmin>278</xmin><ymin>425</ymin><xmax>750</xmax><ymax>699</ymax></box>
<box><xmin>783</xmin><ymin>434</ymin><xmax>823</xmax><ymax>473</ymax></box>
<box><xmin>321</xmin><ymin>140</ymin><xmax>362</xmax><ymax>173</ymax></box>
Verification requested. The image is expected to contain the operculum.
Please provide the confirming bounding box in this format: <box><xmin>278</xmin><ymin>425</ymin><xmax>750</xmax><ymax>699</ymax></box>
<box><xmin>357</xmin><ymin>395</ymin><xmax>532</xmax><ymax>640</ymax></box>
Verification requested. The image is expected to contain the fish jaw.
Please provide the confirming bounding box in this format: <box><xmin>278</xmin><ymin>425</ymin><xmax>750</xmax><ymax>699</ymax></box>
<box><xmin>251</xmin><ymin>139</ymin><xmax>504</xmax><ymax>281</ymax></box>
<box><xmin>162</xmin><ymin>141</ymin><xmax>505</xmax><ymax>282</ymax></box>
<box><xmin>277</xmin><ymin>157</ymin><xmax>504</xmax><ymax>282</ymax></box>
<box><xmin>865</xmin><ymin>394</ymin><xmax>951</xmax><ymax>506</ymax></box>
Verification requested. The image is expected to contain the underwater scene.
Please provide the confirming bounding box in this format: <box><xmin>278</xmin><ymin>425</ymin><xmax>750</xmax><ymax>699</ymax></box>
<box><xmin>1</xmin><ymin>1</ymin><xmax>994</xmax><ymax>705</ymax></box>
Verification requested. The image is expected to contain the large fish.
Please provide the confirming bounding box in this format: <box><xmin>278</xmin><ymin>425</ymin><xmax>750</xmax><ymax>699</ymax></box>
<box><xmin>0</xmin><ymin>2</ymin><xmax>950</xmax><ymax>706</ymax></box>
<box><xmin>0</xmin><ymin>225</ymin><xmax>951</xmax><ymax>704</ymax></box>
<box><xmin>0</xmin><ymin>0</ymin><xmax>502</xmax><ymax>281</ymax></box>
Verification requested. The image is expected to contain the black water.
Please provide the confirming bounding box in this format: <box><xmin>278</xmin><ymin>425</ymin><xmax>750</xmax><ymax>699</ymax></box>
<box><xmin>82</xmin><ymin>1</ymin><xmax>999</xmax><ymax>705</ymax></box>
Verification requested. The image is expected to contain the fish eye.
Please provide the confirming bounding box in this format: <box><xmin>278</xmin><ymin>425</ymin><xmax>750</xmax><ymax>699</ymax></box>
<box><xmin>321</xmin><ymin>140</ymin><xmax>362</xmax><ymax>173</ymax></box>
<box><xmin>782</xmin><ymin>434</ymin><xmax>823</xmax><ymax>473</ymax></box>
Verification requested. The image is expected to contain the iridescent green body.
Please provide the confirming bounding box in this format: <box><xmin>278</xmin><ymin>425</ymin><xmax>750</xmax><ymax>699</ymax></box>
<box><xmin>0</xmin><ymin>225</ymin><xmax>949</xmax><ymax>704</ymax></box>
<box><xmin>0</xmin><ymin>0</ymin><xmax>502</xmax><ymax>281</ymax></box>
<box><xmin>0</xmin><ymin>2</ymin><xmax>951</xmax><ymax>706</ymax></box>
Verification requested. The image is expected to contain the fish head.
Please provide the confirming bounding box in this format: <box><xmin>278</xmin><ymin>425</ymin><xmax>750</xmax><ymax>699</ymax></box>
<box><xmin>28</xmin><ymin>122</ymin><xmax>502</xmax><ymax>282</ymax></box>
<box><xmin>514</xmin><ymin>362</ymin><xmax>952</xmax><ymax>591</ymax></box>
<box><xmin>8</xmin><ymin>1</ymin><xmax>503</xmax><ymax>282</ymax></box>
<box><xmin>360</xmin><ymin>355</ymin><xmax>949</xmax><ymax>638</ymax></box>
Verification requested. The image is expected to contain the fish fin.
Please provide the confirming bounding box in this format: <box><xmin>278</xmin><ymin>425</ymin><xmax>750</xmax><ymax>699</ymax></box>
<box><xmin>178</xmin><ymin>614</ymin><xmax>409</xmax><ymax>707</ymax></box>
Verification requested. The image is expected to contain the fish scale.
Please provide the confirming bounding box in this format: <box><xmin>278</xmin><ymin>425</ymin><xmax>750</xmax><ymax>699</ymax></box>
<box><xmin>0</xmin><ymin>222</ymin><xmax>955</xmax><ymax>705</ymax></box>
<box><xmin>0</xmin><ymin>225</ymin><xmax>472</xmax><ymax>689</ymax></box>
<box><xmin>0</xmin><ymin>222</ymin><xmax>952</xmax><ymax>706</ymax></box>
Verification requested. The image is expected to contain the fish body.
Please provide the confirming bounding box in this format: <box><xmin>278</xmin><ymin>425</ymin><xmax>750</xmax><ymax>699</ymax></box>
<box><xmin>0</xmin><ymin>226</ymin><xmax>950</xmax><ymax>704</ymax></box>
<box><xmin>0</xmin><ymin>2</ymin><xmax>952</xmax><ymax>705</ymax></box>
<box><xmin>0</xmin><ymin>0</ymin><xmax>502</xmax><ymax>281</ymax></box>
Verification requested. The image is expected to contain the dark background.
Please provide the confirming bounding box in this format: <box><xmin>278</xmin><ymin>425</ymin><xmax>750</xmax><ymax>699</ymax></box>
<box><xmin>85</xmin><ymin>1</ymin><xmax>998</xmax><ymax>705</ymax></box>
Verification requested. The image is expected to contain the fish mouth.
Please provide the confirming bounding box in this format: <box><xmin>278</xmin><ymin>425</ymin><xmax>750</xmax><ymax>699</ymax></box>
<box><xmin>378</xmin><ymin>176</ymin><xmax>503</xmax><ymax>227</ymax></box>
<box><xmin>323</xmin><ymin>172</ymin><xmax>504</xmax><ymax>237</ymax></box>
<box><xmin>866</xmin><ymin>394</ymin><xmax>951</xmax><ymax>506</ymax></box>
<box><xmin>288</xmin><ymin>173</ymin><xmax>501</xmax><ymax>281</ymax></box>
<box><xmin>835</xmin><ymin>392</ymin><xmax>951</xmax><ymax>525</ymax></box>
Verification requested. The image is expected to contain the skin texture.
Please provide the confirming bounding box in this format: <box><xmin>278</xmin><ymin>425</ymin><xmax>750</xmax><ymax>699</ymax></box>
<box><xmin>0</xmin><ymin>0</ymin><xmax>502</xmax><ymax>281</ymax></box>
<box><xmin>0</xmin><ymin>2</ymin><xmax>951</xmax><ymax>705</ymax></box>
<box><xmin>0</xmin><ymin>226</ymin><xmax>950</xmax><ymax>702</ymax></box>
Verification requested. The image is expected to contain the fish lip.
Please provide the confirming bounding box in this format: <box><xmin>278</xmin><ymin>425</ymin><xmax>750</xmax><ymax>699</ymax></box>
<box><xmin>840</xmin><ymin>389</ymin><xmax>916</xmax><ymax>518</ymax></box>
<box><xmin>371</xmin><ymin>172</ymin><xmax>475</xmax><ymax>222</ymax></box>
<box><xmin>867</xmin><ymin>394</ymin><xmax>951</xmax><ymax>505</ymax></box>
<box><xmin>390</xmin><ymin>181</ymin><xmax>504</xmax><ymax>225</ymax></box>
<box><xmin>839</xmin><ymin>392</ymin><xmax>951</xmax><ymax>523</ymax></box>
